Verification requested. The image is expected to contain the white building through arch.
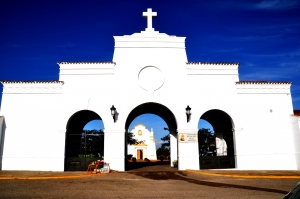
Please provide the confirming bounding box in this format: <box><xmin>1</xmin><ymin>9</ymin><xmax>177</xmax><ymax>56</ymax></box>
<box><xmin>127</xmin><ymin>124</ymin><xmax>157</xmax><ymax>161</ymax></box>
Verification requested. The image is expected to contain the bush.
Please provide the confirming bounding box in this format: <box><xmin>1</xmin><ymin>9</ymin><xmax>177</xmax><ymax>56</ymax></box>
<box><xmin>132</xmin><ymin>157</ymin><xmax>137</xmax><ymax>162</ymax></box>
<box><xmin>144</xmin><ymin>158</ymin><xmax>150</xmax><ymax>162</ymax></box>
<box><xmin>159</xmin><ymin>155</ymin><xmax>164</xmax><ymax>161</ymax></box>
<box><xmin>127</xmin><ymin>154</ymin><xmax>133</xmax><ymax>160</ymax></box>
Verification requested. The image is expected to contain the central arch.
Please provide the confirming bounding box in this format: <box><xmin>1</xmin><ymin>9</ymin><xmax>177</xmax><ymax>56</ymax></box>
<box><xmin>125</xmin><ymin>103</ymin><xmax>177</xmax><ymax>132</ymax></box>
<box><xmin>125</xmin><ymin>102</ymin><xmax>178</xmax><ymax>170</ymax></box>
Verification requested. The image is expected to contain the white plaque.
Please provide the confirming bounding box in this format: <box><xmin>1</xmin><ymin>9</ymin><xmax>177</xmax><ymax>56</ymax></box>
<box><xmin>179</xmin><ymin>133</ymin><xmax>197</xmax><ymax>143</ymax></box>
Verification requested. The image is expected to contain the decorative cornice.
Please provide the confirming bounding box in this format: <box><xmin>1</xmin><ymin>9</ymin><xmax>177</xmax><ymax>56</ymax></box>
<box><xmin>57</xmin><ymin>61</ymin><xmax>115</xmax><ymax>65</ymax></box>
<box><xmin>0</xmin><ymin>81</ymin><xmax>63</xmax><ymax>94</ymax></box>
<box><xmin>3</xmin><ymin>87</ymin><xmax>62</xmax><ymax>94</ymax></box>
<box><xmin>236</xmin><ymin>81</ymin><xmax>291</xmax><ymax>94</ymax></box>
<box><xmin>236</xmin><ymin>81</ymin><xmax>292</xmax><ymax>85</ymax></box>
<box><xmin>0</xmin><ymin>80</ymin><xmax>64</xmax><ymax>85</ymax></box>
<box><xmin>236</xmin><ymin>81</ymin><xmax>292</xmax><ymax>94</ymax></box>
<box><xmin>58</xmin><ymin>62</ymin><xmax>115</xmax><ymax>75</ymax></box>
<box><xmin>236</xmin><ymin>88</ymin><xmax>290</xmax><ymax>94</ymax></box>
<box><xmin>186</xmin><ymin>62</ymin><xmax>239</xmax><ymax>75</ymax></box>
<box><xmin>186</xmin><ymin>62</ymin><xmax>240</xmax><ymax>66</ymax></box>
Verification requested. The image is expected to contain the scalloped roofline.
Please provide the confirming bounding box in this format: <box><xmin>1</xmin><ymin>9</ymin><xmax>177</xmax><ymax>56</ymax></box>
<box><xmin>186</xmin><ymin>62</ymin><xmax>240</xmax><ymax>66</ymax></box>
<box><xmin>0</xmin><ymin>81</ymin><xmax>64</xmax><ymax>84</ymax></box>
<box><xmin>57</xmin><ymin>61</ymin><xmax>115</xmax><ymax>65</ymax></box>
<box><xmin>236</xmin><ymin>81</ymin><xmax>292</xmax><ymax>85</ymax></box>
<box><xmin>134</xmin><ymin>124</ymin><xmax>146</xmax><ymax>128</ymax></box>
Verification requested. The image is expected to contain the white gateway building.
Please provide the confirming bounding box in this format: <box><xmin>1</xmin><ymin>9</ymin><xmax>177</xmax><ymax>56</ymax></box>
<box><xmin>0</xmin><ymin>9</ymin><xmax>300</xmax><ymax>171</ymax></box>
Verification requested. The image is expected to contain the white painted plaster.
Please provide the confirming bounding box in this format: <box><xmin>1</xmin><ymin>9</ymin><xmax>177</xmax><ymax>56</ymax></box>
<box><xmin>0</xmin><ymin>8</ymin><xmax>299</xmax><ymax>171</ymax></box>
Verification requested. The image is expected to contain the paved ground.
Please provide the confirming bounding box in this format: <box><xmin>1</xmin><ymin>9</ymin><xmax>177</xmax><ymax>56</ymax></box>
<box><xmin>0</xmin><ymin>165</ymin><xmax>300</xmax><ymax>198</ymax></box>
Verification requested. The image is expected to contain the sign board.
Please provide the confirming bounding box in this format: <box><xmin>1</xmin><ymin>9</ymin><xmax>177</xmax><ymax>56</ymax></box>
<box><xmin>179</xmin><ymin>133</ymin><xmax>197</xmax><ymax>143</ymax></box>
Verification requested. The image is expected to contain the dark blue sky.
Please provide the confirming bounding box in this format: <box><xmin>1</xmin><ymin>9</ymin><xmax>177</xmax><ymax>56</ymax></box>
<box><xmin>0</xmin><ymin>1</ymin><xmax>299</xmax><ymax>110</ymax></box>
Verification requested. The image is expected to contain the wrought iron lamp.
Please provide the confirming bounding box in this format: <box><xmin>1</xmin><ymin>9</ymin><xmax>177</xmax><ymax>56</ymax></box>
<box><xmin>110</xmin><ymin>105</ymin><xmax>117</xmax><ymax>122</ymax></box>
<box><xmin>186</xmin><ymin>105</ymin><xmax>191</xmax><ymax>123</ymax></box>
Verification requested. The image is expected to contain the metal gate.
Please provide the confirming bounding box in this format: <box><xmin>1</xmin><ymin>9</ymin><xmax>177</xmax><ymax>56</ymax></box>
<box><xmin>66</xmin><ymin>130</ymin><xmax>104</xmax><ymax>171</ymax></box>
<box><xmin>199</xmin><ymin>156</ymin><xmax>235</xmax><ymax>169</ymax></box>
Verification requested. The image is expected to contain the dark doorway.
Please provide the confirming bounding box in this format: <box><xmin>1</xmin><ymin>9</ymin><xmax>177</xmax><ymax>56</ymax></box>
<box><xmin>198</xmin><ymin>109</ymin><xmax>235</xmax><ymax>169</ymax></box>
<box><xmin>137</xmin><ymin>149</ymin><xmax>143</xmax><ymax>160</ymax></box>
<box><xmin>65</xmin><ymin>110</ymin><xmax>104</xmax><ymax>171</ymax></box>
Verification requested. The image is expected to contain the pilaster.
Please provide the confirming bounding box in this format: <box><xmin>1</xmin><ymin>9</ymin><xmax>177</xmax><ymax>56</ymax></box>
<box><xmin>170</xmin><ymin>133</ymin><xmax>178</xmax><ymax>167</ymax></box>
<box><xmin>177</xmin><ymin>129</ymin><xmax>199</xmax><ymax>170</ymax></box>
<box><xmin>104</xmin><ymin>129</ymin><xmax>125</xmax><ymax>171</ymax></box>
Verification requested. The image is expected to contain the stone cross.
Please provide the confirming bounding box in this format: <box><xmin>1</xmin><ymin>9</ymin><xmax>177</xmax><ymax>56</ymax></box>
<box><xmin>143</xmin><ymin>8</ymin><xmax>157</xmax><ymax>30</ymax></box>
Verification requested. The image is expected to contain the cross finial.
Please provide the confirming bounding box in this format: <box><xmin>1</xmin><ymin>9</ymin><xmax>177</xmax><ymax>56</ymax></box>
<box><xmin>143</xmin><ymin>8</ymin><xmax>157</xmax><ymax>31</ymax></box>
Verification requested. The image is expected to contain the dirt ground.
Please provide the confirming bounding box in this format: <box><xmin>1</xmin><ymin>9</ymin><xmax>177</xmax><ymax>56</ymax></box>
<box><xmin>1</xmin><ymin>162</ymin><xmax>300</xmax><ymax>199</ymax></box>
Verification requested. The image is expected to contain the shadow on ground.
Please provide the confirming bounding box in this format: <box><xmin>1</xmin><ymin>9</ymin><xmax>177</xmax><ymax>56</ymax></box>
<box><xmin>132</xmin><ymin>171</ymin><xmax>288</xmax><ymax>195</ymax></box>
<box><xmin>125</xmin><ymin>160</ymin><xmax>172</xmax><ymax>171</ymax></box>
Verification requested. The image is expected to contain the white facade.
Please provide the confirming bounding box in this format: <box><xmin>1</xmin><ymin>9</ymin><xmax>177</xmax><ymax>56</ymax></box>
<box><xmin>0</xmin><ymin>8</ymin><xmax>300</xmax><ymax>171</ymax></box>
<box><xmin>127</xmin><ymin>124</ymin><xmax>157</xmax><ymax>160</ymax></box>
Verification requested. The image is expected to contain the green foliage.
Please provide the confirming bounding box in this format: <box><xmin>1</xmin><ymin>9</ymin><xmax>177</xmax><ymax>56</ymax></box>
<box><xmin>132</xmin><ymin>157</ymin><xmax>137</xmax><ymax>162</ymax></box>
<box><xmin>198</xmin><ymin>128</ymin><xmax>215</xmax><ymax>153</ymax></box>
<box><xmin>127</xmin><ymin>132</ymin><xmax>144</xmax><ymax>145</ymax></box>
<box><xmin>159</xmin><ymin>155</ymin><xmax>164</xmax><ymax>161</ymax></box>
<box><xmin>80</xmin><ymin>129</ymin><xmax>104</xmax><ymax>157</ymax></box>
<box><xmin>78</xmin><ymin>154</ymin><xmax>94</xmax><ymax>158</ymax></box>
<box><xmin>127</xmin><ymin>154</ymin><xmax>133</xmax><ymax>160</ymax></box>
<box><xmin>172</xmin><ymin>159</ymin><xmax>178</xmax><ymax>165</ymax></box>
<box><xmin>160</xmin><ymin>134</ymin><xmax>170</xmax><ymax>148</ymax></box>
<box><xmin>156</xmin><ymin>145</ymin><xmax>170</xmax><ymax>158</ymax></box>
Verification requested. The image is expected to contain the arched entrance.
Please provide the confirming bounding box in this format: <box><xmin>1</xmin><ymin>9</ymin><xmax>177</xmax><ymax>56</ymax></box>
<box><xmin>65</xmin><ymin>110</ymin><xmax>104</xmax><ymax>171</ymax></box>
<box><xmin>125</xmin><ymin>103</ymin><xmax>178</xmax><ymax>170</ymax></box>
<box><xmin>198</xmin><ymin>109</ymin><xmax>236</xmax><ymax>169</ymax></box>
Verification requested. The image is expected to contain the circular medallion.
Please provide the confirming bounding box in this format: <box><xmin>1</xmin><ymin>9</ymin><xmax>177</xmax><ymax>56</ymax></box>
<box><xmin>138</xmin><ymin>66</ymin><xmax>164</xmax><ymax>91</ymax></box>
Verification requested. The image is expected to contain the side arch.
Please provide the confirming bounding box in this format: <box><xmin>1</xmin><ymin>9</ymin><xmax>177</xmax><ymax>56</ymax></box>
<box><xmin>66</xmin><ymin>110</ymin><xmax>102</xmax><ymax>134</ymax></box>
<box><xmin>65</xmin><ymin>110</ymin><xmax>104</xmax><ymax>171</ymax></box>
<box><xmin>199</xmin><ymin>109</ymin><xmax>236</xmax><ymax>169</ymax></box>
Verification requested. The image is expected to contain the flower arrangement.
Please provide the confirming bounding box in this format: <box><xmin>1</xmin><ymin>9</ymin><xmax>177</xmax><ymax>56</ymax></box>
<box><xmin>96</xmin><ymin>160</ymin><xmax>106</xmax><ymax>165</ymax></box>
